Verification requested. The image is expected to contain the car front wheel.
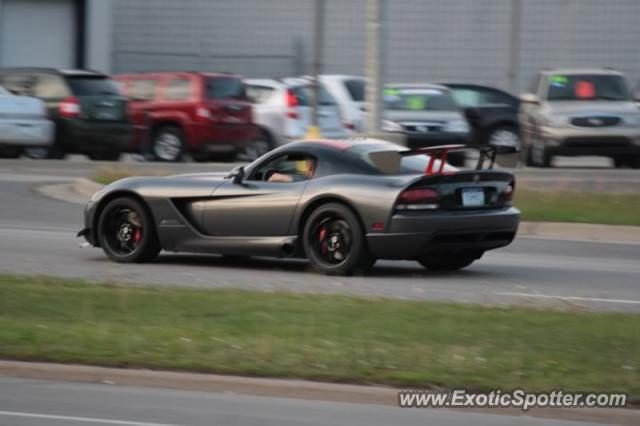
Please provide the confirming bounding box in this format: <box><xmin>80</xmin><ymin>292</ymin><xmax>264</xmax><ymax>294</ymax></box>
<box><xmin>303</xmin><ymin>203</ymin><xmax>374</xmax><ymax>276</ymax></box>
<box><xmin>97</xmin><ymin>197</ymin><xmax>161</xmax><ymax>263</ymax></box>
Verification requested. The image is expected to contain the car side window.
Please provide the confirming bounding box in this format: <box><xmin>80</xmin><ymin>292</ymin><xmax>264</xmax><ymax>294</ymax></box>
<box><xmin>130</xmin><ymin>79</ymin><xmax>157</xmax><ymax>101</ymax></box>
<box><xmin>450</xmin><ymin>88</ymin><xmax>484</xmax><ymax>107</ymax></box>
<box><xmin>33</xmin><ymin>74</ymin><xmax>69</xmax><ymax>99</ymax></box>
<box><xmin>529</xmin><ymin>75</ymin><xmax>542</xmax><ymax>96</ymax></box>
<box><xmin>0</xmin><ymin>74</ymin><xmax>36</xmax><ymax>97</ymax></box>
<box><xmin>164</xmin><ymin>78</ymin><xmax>192</xmax><ymax>101</ymax></box>
<box><xmin>248</xmin><ymin>153</ymin><xmax>316</xmax><ymax>183</ymax></box>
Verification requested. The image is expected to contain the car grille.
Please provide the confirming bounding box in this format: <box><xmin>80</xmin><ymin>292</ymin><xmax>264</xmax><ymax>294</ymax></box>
<box><xmin>563</xmin><ymin>137</ymin><xmax>631</xmax><ymax>148</ymax></box>
<box><xmin>401</xmin><ymin>122</ymin><xmax>446</xmax><ymax>133</ymax></box>
<box><xmin>571</xmin><ymin>116</ymin><xmax>621</xmax><ymax>127</ymax></box>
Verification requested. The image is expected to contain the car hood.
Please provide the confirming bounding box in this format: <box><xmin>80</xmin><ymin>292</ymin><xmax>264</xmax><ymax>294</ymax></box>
<box><xmin>384</xmin><ymin>110</ymin><xmax>464</xmax><ymax>122</ymax></box>
<box><xmin>544</xmin><ymin>101</ymin><xmax>639</xmax><ymax>116</ymax></box>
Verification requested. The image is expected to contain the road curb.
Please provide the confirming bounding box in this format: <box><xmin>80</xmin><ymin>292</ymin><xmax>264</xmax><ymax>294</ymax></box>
<box><xmin>36</xmin><ymin>179</ymin><xmax>640</xmax><ymax>245</ymax></box>
<box><xmin>0</xmin><ymin>360</ymin><xmax>637</xmax><ymax>425</ymax></box>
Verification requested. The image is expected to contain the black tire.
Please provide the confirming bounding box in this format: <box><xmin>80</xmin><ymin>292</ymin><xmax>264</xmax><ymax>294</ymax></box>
<box><xmin>487</xmin><ymin>125</ymin><xmax>521</xmax><ymax>151</ymax></box>
<box><xmin>244</xmin><ymin>129</ymin><xmax>274</xmax><ymax>161</ymax></box>
<box><xmin>418</xmin><ymin>252</ymin><xmax>480</xmax><ymax>271</ymax></box>
<box><xmin>88</xmin><ymin>151</ymin><xmax>122</xmax><ymax>162</ymax></box>
<box><xmin>614</xmin><ymin>156</ymin><xmax>640</xmax><ymax>169</ymax></box>
<box><xmin>303</xmin><ymin>203</ymin><xmax>373</xmax><ymax>276</ymax></box>
<box><xmin>23</xmin><ymin>146</ymin><xmax>66</xmax><ymax>160</ymax></box>
<box><xmin>526</xmin><ymin>144</ymin><xmax>552</xmax><ymax>168</ymax></box>
<box><xmin>0</xmin><ymin>147</ymin><xmax>22</xmax><ymax>159</ymax></box>
<box><xmin>150</xmin><ymin>126</ymin><xmax>185</xmax><ymax>162</ymax></box>
<box><xmin>97</xmin><ymin>197</ymin><xmax>161</xmax><ymax>263</ymax></box>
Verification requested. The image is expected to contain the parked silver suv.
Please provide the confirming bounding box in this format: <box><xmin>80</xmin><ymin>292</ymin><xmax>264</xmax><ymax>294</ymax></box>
<box><xmin>519</xmin><ymin>69</ymin><xmax>640</xmax><ymax>168</ymax></box>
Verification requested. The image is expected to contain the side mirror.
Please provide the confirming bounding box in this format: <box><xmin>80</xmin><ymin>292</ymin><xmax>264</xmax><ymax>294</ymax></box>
<box><xmin>228</xmin><ymin>166</ymin><xmax>245</xmax><ymax>184</ymax></box>
<box><xmin>519</xmin><ymin>93</ymin><xmax>540</xmax><ymax>105</ymax></box>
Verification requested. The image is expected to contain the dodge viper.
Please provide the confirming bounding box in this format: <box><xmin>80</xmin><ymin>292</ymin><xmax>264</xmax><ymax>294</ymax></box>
<box><xmin>79</xmin><ymin>138</ymin><xmax>520</xmax><ymax>275</ymax></box>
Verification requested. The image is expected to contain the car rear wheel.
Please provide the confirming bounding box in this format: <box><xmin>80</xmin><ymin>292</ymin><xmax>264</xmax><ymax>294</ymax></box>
<box><xmin>418</xmin><ymin>252</ymin><xmax>481</xmax><ymax>271</ymax></box>
<box><xmin>151</xmin><ymin>126</ymin><xmax>185</xmax><ymax>162</ymax></box>
<box><xmin>244</xmin><ymin>129</ymin><xmax>273</xmax><ymax>161</ymax></box>
<box><xmin>0</xmin><ymin>147</ymin><xmax>21</xmax><ymax>158</ymax></box>
<box><xmin>97</xmin><ymin>197</ymin><xmax>161</xmax><ymax>263</ymax></box>
<box><xmin>614</xmin><ymin>156</ymin><xmax>640</xmax><ymax>169</ymax></box>
<box><xmin>303</xmin><ymin>203</ymin><xmax>374</xmax><ymax>276</ymax></box>
<box><xmin>488</xmin><ymin>126</ymin><xmax>520</xmax><ymax>150</ymax></box>
<box><xmin>526</xmin><ymin>143</ymin><xmax>552</xmax><ymax>168</ymax></box>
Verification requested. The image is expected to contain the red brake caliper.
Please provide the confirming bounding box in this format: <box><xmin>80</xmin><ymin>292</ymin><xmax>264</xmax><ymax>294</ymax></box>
<box><xmin>133</xmin><ymin>228</ymin><xmax>142</xmax><ymax>245</ymax></box>
<box><xmin>319</xmin><ymin>227</ymin><xmax>327</xmax><ymax>256</ymax></box>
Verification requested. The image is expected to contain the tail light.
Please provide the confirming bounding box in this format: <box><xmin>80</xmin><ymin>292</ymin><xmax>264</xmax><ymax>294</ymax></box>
<box><xmin>344</xmin><ymin>121</ymin><xmax>356</xmax><ymax>131</ymax></box>
<box><xmin>505</xmin><ymin>183</ymin><xmax>514</xmax><ymax>201</ymax></box>
<box><xmin>286</xmin><ymin>89</ymin><xmax>300</xmax><ymax>119</ymax></box>
<box><xmin>397</xmin><ymin>188</ymin><xmax>439</xmax><ymax>210</ymax></box>
<box><xmin>59</xmin><ymin>96</ymin><xmax>81</xmax><ymax>118</ymax></box>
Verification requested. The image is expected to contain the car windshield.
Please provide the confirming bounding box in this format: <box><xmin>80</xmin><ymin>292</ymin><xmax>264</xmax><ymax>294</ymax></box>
<box><xmin>546</xmin><ymin>74</ymin><xmax>631</xmax><ymax>101</ymax></box>
<box><xmin>206</xmin><ymin>77</ymin><xmax>246</xmax><ymax>100</ymax></box>
<box><xmin>349</xmin><ymin>143</ymin><xmax>457</xmax><ymax>175</ymax></box>
<box><xmin>66</xmin><ymin>76</ymin><xmax>120</xmax><ymax>96</ymax></box>
<box><xmin>384</xmin><ymin>87</ymin><xmax>457</xmax><ymax>111</ymax></box>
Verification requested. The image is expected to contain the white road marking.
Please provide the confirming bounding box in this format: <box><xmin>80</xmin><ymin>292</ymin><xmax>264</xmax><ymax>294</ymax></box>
<box><xmin>497</xmin><ymin>292</ymin><xmax>640</xmax><ymax>305</ymax></box>
<box><xmin>0</xmin><ymin>410</ymin><xmax>182</xmax><ymax>426</ymax></box>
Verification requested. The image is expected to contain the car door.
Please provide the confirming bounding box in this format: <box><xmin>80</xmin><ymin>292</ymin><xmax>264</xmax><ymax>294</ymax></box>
<box><xmin>201</xmin><ymin>152</ymin><xmax>315</xmax><ymax>237</ymax></box>
<box><xmin>127</xmin><ymin>77</ymin><xmax>159</xmax><ymax>149</ymax></box>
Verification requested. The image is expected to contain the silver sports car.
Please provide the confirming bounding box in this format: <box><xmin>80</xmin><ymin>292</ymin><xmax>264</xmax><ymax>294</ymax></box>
<box><xmin>79</xmin><ymin>138</ymin><xmax>520</xmax><ymax>275</ymax></box>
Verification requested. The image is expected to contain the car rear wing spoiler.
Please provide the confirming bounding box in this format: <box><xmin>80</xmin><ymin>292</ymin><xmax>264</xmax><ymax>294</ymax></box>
<box><xmin>399</xmin><ymin>144</ymin><xmax>519</xmax><ymax>175</ymax></box>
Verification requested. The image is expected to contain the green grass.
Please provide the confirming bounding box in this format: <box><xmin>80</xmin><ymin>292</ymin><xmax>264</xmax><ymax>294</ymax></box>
<box><xmin>516</xmin><ymin>189</ymin><xmax>640</xmax><ymax>226</ymax></box>
<box><xmin>93</xmin><ymin>166</ymin><xmax>170</xmax><ymax>186</ymax></box>
<box><xmin>1</xmin><ymin>275</ymin><xmax>639</xmax><ymax>398</ymax></box>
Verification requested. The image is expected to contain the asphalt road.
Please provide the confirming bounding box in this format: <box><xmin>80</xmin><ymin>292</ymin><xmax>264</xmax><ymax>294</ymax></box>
<box><xmin>0</xmin><ymin>377</ymin><xmax>608</xmax><ymax>426</ymax></box>
<box><xmin>1</xmin><ymin>165</ymin><xmax>640</xmax><ymax>311</ymax></box>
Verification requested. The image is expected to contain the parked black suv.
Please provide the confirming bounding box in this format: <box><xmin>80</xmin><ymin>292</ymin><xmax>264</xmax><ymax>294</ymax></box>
<box><xmin>0</xmin><ymin>68</ymin><xmax>132</xmax><ymax>160</ymax></box>
<box><xmin>442</xmin><ymin>83</ymin><xmax>520</xmax><ymax>150</ymax></box>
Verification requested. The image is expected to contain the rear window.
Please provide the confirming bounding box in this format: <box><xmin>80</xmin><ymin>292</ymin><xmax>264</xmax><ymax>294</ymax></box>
<box><xmin>546</xmin><ymin>74</ymin><xmax>631</xmax><ymax>101</ymax></box>
<box><xmin>66</xmin><ymin>76</ymin><xmax>120</xmax><ymax>96</ymax></box>
<box><xmin>296</xmin><ymin>85</ymin><xmax>337</xmax><ymax>106</ymax></box>
<box><xmin>246</xmin><ymin>85</ymin><xmax>275</xmax><ymax>104</ymax></box>
<box><xmin>206</xmin><ymin>77</ymin><xmax>246</xmax><ymax>100</ymax></box>
<box><xmin>344</xmin><ymin>79</ymin><xmax>365</xmax><ymax>102</ymax></box>
<box><xmin>384</xmin><ymin>87</ymin><xmax>457</xmax><ymax>111</ymax></box>
<box><xmin>349</xmin><ymin>143</ymin><xmax>456</xmax><ymax>175</ymax></box>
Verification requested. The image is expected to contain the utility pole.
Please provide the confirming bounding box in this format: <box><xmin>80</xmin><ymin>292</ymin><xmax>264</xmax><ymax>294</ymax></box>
<box><xmin>306</xmin><ymin>0</ymin><xmax>326</xmax><ymax>139</ymax></box>
<box><xmin>507</xmin><ymin>0</ymin><xmax>523</xmax><ymax>93</ymax></box>
<box><xmin>365</xmin><ymin>0</ymin><xmax>386</xmax><ymax>133</ymax></box>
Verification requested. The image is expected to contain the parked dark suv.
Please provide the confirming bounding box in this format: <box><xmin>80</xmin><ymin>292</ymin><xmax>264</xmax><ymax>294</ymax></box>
<box><xmin>0</xmin><ymin>68</ymin><xmax>132</xmax><ymax>160</ymax></box>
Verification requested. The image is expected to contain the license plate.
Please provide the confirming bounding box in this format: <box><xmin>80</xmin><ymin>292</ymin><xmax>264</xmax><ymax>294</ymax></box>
<box><xmin>461</xmin><ymin>188</ymin><xmax>485</xmax><ymax>207</ymax></box>
<box><xmin>94</xmin><ymin>109</ymin><xmax>119</xmax><ymax>120</ymax></box>
<box><xmin>17</xmin><ymin>124</ymin><xmax>39</xmax><ymax>137</ymax></box>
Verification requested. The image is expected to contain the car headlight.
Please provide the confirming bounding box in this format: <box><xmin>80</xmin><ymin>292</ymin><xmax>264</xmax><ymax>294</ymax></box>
<box><xmin>381</xmin><ymin>120</ymin><xmax>404</xmax><ymax>132</ymax></box>
<box><xmin>445</xmin><ymin>119</ymin><xmax>469</xmax><ymax>133</ymax></box>
<box><xmin>544</xmin><ymin>115</ymin><xmax>568</xmax><ymax>127</ymax></box>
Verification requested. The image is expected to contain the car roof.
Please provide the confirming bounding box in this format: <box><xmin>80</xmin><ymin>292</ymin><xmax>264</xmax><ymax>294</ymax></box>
<box><xmin>386</xmin><ymin>82</ymin><xmax>450</xmax><ymax>91</ymax></box>
<box><xmin>283</xmin><ymin>138</ymin><xmax>399</xmax><ymax>153</ymax></box>
<box><xmin>319</xmin><ymin>74</ymin><xmax>366</xmax><ymax>81</ymax></box>
<box><xmin>114</xmin><ymin>71</ymin><xmax>241</xmax><ymax>79</ymax></box>
<box><xmin>538</xmin><ymin>68</ymin><xmax>624</xmax><ymax>76</ymax></box>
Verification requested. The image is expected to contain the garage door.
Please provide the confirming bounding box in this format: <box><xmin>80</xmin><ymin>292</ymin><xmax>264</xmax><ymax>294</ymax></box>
<box><xmin>0</xmin><ymin>0</ymin><xmax>76</xmax><ymax>68</ymax></box>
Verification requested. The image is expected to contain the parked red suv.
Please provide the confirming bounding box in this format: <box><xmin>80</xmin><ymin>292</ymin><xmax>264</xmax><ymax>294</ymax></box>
<box><xmin>115</xmin><ymin>72</ymin><xmax>258</xmax><ymax>161</ymax></box>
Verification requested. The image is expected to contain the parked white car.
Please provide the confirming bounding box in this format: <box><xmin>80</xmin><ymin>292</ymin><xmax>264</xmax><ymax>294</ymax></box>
<box><xmin>244</xmin><ymin>78</ymin><xmax>349</xmax><ymax>150</ymax></box>
<box><xmin>319</xmin><ymin>75</ymin><xmax>367</xmax><ymax>132</ymax></box>
<box><xmin>0</xmin><ymin>86</ymin><xmax>54</xmax><ymax>158</ymax></box>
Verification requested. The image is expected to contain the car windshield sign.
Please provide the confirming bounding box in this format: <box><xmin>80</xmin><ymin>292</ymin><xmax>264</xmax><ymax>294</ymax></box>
<box><xmin>547</xmin><ymin>74</ymin><xmax>630</xmax><ymax>101</ymax></box>
<box><xmin>384</xmin><ymin>88</ymin><xmax>456</xmax><ymax>111</ymax></box>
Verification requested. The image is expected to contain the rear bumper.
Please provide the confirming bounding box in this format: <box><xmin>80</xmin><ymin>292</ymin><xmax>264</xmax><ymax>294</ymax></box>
<box><xmin>367</xmin><ymin>207</ymin><xmax>520</xmax><ymax>260</ymax></box>
<box><xmin>0</xmin><ymin>119</ymin><xmax>54</xmax><ymax>147</ymax></box>
<box><xmin>61</xmin><ymin>119</ymin><xmax>133</xmax><ymax>152</ymax></box>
